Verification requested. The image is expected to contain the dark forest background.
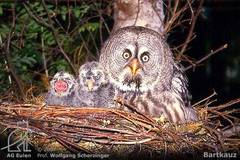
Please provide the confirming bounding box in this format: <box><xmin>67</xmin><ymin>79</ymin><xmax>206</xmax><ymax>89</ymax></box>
<box><xmin>0</xmin><ymin>0</ymin><xmax>239</xmax><ymax>105</ymax></box>
<box><xmin>188</xmin><ymin>0</ymin><xmax>240</xmax><ymax>103</ymax></box>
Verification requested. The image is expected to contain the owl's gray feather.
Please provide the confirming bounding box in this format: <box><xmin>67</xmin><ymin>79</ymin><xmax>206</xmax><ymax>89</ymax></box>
<box><xmin>100</xmin><ymin>26</ymin><xmax>197</xmax><ymax>123</ymax></box>
<box><xmin>75</xmin><ymin>61</ymin><xmax>115</xmax><ymax>107</ymax></box>
<box><xmin>45</xmin><ymin>90</ymin><xmax>76</xmax><ymax>106</ymax></box>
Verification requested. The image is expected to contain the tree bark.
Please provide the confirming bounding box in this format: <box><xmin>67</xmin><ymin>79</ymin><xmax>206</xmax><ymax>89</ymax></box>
<box><xmin>113</xmin><ymin>0</ymin><xmax>165</xmax><ymax>35</ymax></box>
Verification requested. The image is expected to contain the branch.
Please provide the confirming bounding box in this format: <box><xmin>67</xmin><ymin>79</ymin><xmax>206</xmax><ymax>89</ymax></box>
<box><xmin>1</xmin><ymin>103</ymin><xmax>240</xmax><ymax>153</ymax></box>
<box><xmin>164</xmin><ymin>0</ymin><xmax>190</xmax><ymax>34</ymax></box>
<box><xmin>23</xmin><ymin>2</ymin><xmax>51</xmax><ymax>29</ymax></box>
<box><xmin>41</xmin><ymin>0</ymin><xmax>77</xmax><ymax>74</ymax></box>
<box><xmin>4</xmin><ymin>2</ymin><xmax>26</xmax><ymax>99</ymax></box>
<box><xmin>115</xmin><ymin>98</ymin><xmax>155</xmax><ymax>124</ymax></box>
<box><xmin>92</xmin><ymin>2</ymin><xmax>111</xmax><ymax>34</ymax></box>
<box><xmin>185</xmin><ymin>44</ymin><xmax>228</xmax><ymax>71</ymax></box>
<box><xmin>41</xmin><ymin>27</ymin><xmax>49</xmax><ymax>78</ymax></box>
<box><xmin>177</xmin><ymin>0</ymin><xmax>204</xmax><ymax>59</ymax></box>
<box><xmin>24</xmin><ymin>1</ymin><xmax>77</xmax><ymax>74</ymax></box>
<box><xmin>81</xmin><ymin>137</ymin><xmax>154</xmax><ymax>145</ymax></box>
<box><xmin>209</xmin><ymin>98</ymin><xmax>240</xmax><ymax>110</ymax></box>
<box><xmin>192</xmin><ymin>90</ymin><xmax>217</xmax><ymax>107</ymax></box>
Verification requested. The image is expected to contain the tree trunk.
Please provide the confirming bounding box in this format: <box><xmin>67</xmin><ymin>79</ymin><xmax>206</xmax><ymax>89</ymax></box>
<box><xmin>112</xmin><ymin>0</ymin><xmax>165</xmax><ymax>35</ymax></box>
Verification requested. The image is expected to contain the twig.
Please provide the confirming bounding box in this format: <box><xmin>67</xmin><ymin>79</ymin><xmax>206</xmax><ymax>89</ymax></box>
<box><xmin>4</xmin><ymin>2</ymin><xmax>26</xmax><ymax>99</ymax></box>
<box><xmin>54</xmin><ymin>123</ymin><xmax>137</xmax><ymax>135</ymax></box>
<box><xmin>92</xmin><ymin>2</ymin><xmax>111</xmax><ymax>34</ymax></box>
<box><xmin>185</xmin><ymin>44</ymin><xmax>228</xmax><ymax>71</ymax></box>
<box><xmin>177</xmin><ymin>0</ymin><xmax>203</xmax><ymax>59</ymax></box>
<box><xmin>88</xmin><ymin>30</ymin><xmax>100</xmax><ymax>56</ymax></box>
<box><xmin>42</xmin><ymin>128</ymin><xmax>92</xmax><ymax>153</ymax></box>
<box><xmin>81</xmin><ymin>137</ymin><xmax>154</xmax><ymax>145</ymax></box>
<box><xmin>204</xmin><ymin>125</ymin><xmax>226</xmax><ymax>151</ymax></box>
<box><xmin>79</xmin><ymin>33</ymin><xmax>96</xmax><ymax>60</ymax></box>
<box><xmin>164</xmin><ymin>0</ymin><xmax>189</xmax><ymax>34</ymax></box>
<box><xmin>109</xmin><ymin>110</ymin><xmax>142</xmax><ymax>128</ymax></box>
<box><xmin>99</xmin><ymin>17</ymin><xmax>103</xmax><ymax>47</ymax></box>
<box><xmin>24</xmin><ymin>1</ymin><xmax>76</xmax><ymax>74</ymax></box>
<box><xmin>208</xmin><ymin>109</ymin><xmax>237</xmax><ymax>129</ymax></box>
<box><xmin>0</xmin><ymin>35</ymin><xmax>13</xmax><ymax>91</ymax></box>
<box><xmin>209</xmin><ymin>98</ymin><xmax>240</xmax><ymax>110</ymax></box>
<box><xmin>1</xmin><ymin>103</ymin><xmax>240</xmax><ymax>153</ymax></box>
<box><xmin>192</xmin><ymin>90</ymin><xmax>217</xmax><ymax>107</ymax></box>
<box><xmin>115</xmin><ymin>98</ymin><xmax>155</xmax><ymax>124</ymax></box>
<box><xmin>41</xmin><ymin>0</ymin><xmax>77</xmax><ymax>74</ymax></box>
<box><xmin>41</xmin><ymin>26</ymin><xmax>49</xmax><ymax>78</ymax></box>
<box><xmin>23</xmin><ymin>2</ymin><xmax>51</xmax><ymax>28</ymax></box>
<box><xmin>66</xmin><ymin>0</ymin><xmax>71</xmax><ymax>33</ymax></box>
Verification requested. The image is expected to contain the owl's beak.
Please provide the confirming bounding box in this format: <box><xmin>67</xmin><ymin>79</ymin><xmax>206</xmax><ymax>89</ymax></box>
<box><xmin>129</xmin><ymin>58</ymin><xmax>141</xmax><ymax>76</ymax></box>
<box><xmin>86</xmin><ymin>79</ymin><xmax>94</xmax><ymax>91</ymax></box>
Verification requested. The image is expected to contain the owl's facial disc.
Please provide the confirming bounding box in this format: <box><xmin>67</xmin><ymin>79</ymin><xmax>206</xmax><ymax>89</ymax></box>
<box><xmin>51</xmin><ymin>72</ymin><xmax>75</xmax><ymax>97</ymax></box>
<box><xmin>114</xmin><ymin>46</ymin><xmax>156</xmax><ymax>92</ymax></box>
<box><xmin>80</xmin><ymin>69</ymin><xmax>106</xmax><ymax>92</ymax></box>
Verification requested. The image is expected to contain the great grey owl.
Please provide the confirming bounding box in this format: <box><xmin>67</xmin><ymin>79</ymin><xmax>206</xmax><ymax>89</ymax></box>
<box><xmin>74</xmin><ymin>61</ymin><xmax>115</xmax><ymax>107</ymax></box>
<box><xmin>100</xmin><ymin>26</ymin><xmax>197</xmax><ymax>123</ymax></box>
<box><xmin>45</xmin><ymin>71</ymin><xmax>77</xmax><ymax>106</ymax></box>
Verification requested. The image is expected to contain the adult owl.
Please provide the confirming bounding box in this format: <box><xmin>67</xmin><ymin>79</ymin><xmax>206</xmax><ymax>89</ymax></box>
<box><xmin>45</xmin><ymin>71</ymin><xmax>77</xmax><ymax>106</ymax></box>
<box><xmin>75</xmin><ymin>61</ymin><xmax>115</xmax><ymax>107</ymax></box>
<box><xmin>100</xmin><ymin>26</ymin><xmax>197</xmax><ymax>123</ymax></box>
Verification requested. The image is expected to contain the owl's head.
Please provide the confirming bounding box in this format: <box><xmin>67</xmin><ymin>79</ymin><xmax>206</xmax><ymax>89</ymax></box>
<box><xmin>78</xmin><ymin>61</ymin><xmax>108</xmax><ymax>92</ymax></box>
<box><xmin>50</xmin><ymin>71</ymin><xmax>76</xmax><ymax>97</ymax></box>
<box><xmin>100</xmin><ymin>26</ymin><xmax>173</xmax><ymax>92</ymax></box>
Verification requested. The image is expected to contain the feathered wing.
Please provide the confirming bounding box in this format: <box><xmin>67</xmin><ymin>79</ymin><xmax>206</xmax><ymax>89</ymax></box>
<box><xmin>45</xmin><ymin>88</ymin><xmax>76</xmax><ymax>107</ymax></box>
<box><xmin>171</xmin><ymin>63</ymin><xmax>191</xmax><ymax>107</ymax></box>
<box><xmin>45</xmin><ymin>92</ymin><xmax>52</xmax><ymax>105</ymax></box>
<box><xmin>125</xmin><ymin>90</ymin><xmax>186</xmax><ymax>123</ymax></box>
<box><xmin>45</xmin><ymin>92</ymin><xmax>63</xmax><ymax>106</ymax></box>
<box><xmin>123</xmin><ymin>63</ymin><xmax>198</xmax><ymax>123</ymax></box>
<box><xmin>95</xmin><ymin>83</ymin><xmax>115</xmax><ymax>108</ymax></box>
<box><xmin>171</xmin><ymin>63</ymin><xmax>198</xmax><ymax>121</ymax></box>
<box><xmin>73</xmin><ymin>83</ymin><xmax>92</xmax><ymax>107</ymax></box>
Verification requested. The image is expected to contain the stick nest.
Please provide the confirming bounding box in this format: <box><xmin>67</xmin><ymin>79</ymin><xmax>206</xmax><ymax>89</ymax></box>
<box><xmin>0</xmin><ymin>97</ymin><xmax>239</xmax><ymax>158</ymax></box>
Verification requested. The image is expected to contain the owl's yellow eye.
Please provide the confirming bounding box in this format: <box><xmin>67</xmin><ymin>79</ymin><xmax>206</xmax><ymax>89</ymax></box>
<box><xmin>122</xmin><ymin>50</ymin><xmax>132</xmax><ymax>60</ymax></box>
<box><xmin>141</xmin><ymin>53</ymin><xmax>150</xmax><ymax>62</ymax></box>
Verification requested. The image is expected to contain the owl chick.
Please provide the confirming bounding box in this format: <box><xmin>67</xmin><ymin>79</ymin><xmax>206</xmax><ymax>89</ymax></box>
<box><xmin>75</xmin><ymin>61</ymin><xmax>115</xmax><ymax>107</ymax></box>
<box><xmin>100</xmin><ymin>26</ymin><xmax>198</xmax><ymax>123</ymax></box>
<box><xmin>45</xmin><ymin>71</ymin><xmax>77</xmax><ymax>106</ymax></box>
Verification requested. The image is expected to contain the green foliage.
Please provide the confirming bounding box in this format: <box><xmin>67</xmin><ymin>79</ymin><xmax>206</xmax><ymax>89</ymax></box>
<box><xmin>79</xmin><ymin>22</ymin><xmax>100</xmax><ymax>32</ymax></box>
<box><xmin>49</xmin><ymin>59</ymin><xmax>71</xmax><ymax>74</ymax></box>
<box><xmin>0</xmin><ymin>1</ymin><xmax>112</xmax><ymax>97</ymax></box>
